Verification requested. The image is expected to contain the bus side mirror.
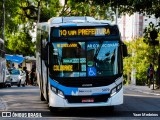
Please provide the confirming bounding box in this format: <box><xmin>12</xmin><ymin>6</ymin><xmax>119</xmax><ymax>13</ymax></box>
<box><xmin>3</xmin><ymin>51</ymin><xmax>5</xmax><ymax>58</ymax></box>
<box><xmin>122</xmin><ymin>44</ymin><xmax>128</xmax><ymax>57</ymax></box>
<box><xmin>0</xmin><ymin>50</ymin><xmax>5</xmax><ymax>58</ymax></box>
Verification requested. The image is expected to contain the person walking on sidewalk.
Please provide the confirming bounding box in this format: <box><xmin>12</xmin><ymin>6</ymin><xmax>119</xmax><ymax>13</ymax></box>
<box><xmin>23</xmin><ymin>67</ymin><xmax>29</xmax><ymax>85</ymax></box>
<box><xmin>148</xmin><ymin>64</ymin><xmax>154</xmax><ymax>88</ymax></box>
<box><xmin>156</xmin><ymin>67</ymin><xmax>160</xmax><ymax>89</ymax></box>
<box><xmin>147</xmin><ymin>67</ymin><xmax>150</xmax><ymax>85</ymax></box>
<box><xmin>30</xmin><ymin>68</ymin><xmax>36</xmax><ymax>85</ymax></box>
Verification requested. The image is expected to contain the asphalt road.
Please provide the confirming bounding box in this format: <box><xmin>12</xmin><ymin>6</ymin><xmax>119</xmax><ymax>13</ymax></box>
<box><xmin>0</xmin><ymin>85</ymin><xmax>160</xmax><ymax>120</ymax></box>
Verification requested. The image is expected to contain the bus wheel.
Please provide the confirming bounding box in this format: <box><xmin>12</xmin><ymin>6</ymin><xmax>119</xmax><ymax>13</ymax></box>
<box><xmin>3</xmin><ymin>83</ymin><xmax>7</xmax><ymax>87</ymax></box>
<box><xmin>49</xmin><ymin>107</ymin><xmax>58</xmax><ymax>113</ymax></box>
<box><xmin>40</xmin><ymin>91</ymin><xmax>45</xmax><ymax>101</ymax></box>
<box><xmin>107</xmin><ymin>106</ymin><xmax>115</xmax><ymax>112</ymax></box>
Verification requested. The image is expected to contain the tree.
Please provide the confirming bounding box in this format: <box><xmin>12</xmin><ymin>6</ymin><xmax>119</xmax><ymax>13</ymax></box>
<box><xmin>143</xmin><ymin>22</ymin><xmax>160</xmax><ymax>87</ymax></box>
<box><xmin>134</xmin><ymin>38</ymin><xmax>156</xmax><ymax>85</ymax></box>
<box><xmin>6</xmin><ymin>31</ymin><xmax>35</xmax><ymax>56</ymax></box>
<box><xmin>76</xmin><ymin>0</ymin><xmax>160</xmax><ymax>19</ymax></box>
<box><xmin>1</xmin><ymin>0</ymin><xmax>37</xmax><ymax>56</ymax></box>
<box><xmin>59</xmin><ymin>0</ymin><xmax>114</xmax><ymax>20</ymax></box>
<box><xmin>0</xmin><ymin>0</ymin><xmax>20</xmax><ymax>37</ymax></box>
<box><xmin>123</xmin><ymin>36</ymin><xmax>160</xmax><ymax>85</ymax></box>
<box><xmin>143</xmin><ymin>22</ymin><xmax>160</xmax><ymax>45</ymax></box>
<box><xmin>15</xmin><ymin>0</ymin><xmax>61</xmax><ymax>22</ymax></box>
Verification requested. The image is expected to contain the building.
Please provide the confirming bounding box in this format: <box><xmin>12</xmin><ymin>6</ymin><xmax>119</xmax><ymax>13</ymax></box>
<box><xmin>117</xmin><ymin>13</ymin><xmax>158</xmax><ymax>41</ymax></box>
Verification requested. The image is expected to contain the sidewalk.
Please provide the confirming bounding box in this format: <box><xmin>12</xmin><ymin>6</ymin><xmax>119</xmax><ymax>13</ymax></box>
<box><xmin>125</xmin><ymin>84</ymin><xmax>160</xmax><ymax>96</ymax></box>
<box><xmin>0</xmin><ymin>97</ymin><xmax>7</xmax><ymax>111</ymax></box>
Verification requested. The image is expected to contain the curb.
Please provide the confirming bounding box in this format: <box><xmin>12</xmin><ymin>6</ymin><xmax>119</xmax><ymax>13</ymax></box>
<box><xmin>125</xmin><ymin>85</ymin><xmax>160</xmax><ymax>96</ymax></box>
<box><xmin>135</xmin><ymin>89</ymin><xmax>160</xmax><ymax>96</ymax></box>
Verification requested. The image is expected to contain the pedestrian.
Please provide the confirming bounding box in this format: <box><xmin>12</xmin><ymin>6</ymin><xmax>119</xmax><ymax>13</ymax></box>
<box><xmin>23</xmin><ymin>67</ymin><xmax>29</xmax><ymax>85</ymax></box>
<box><xmin>18</xmin><ymin>64</ymin><xmax>22</xmax><ymax>70</ymax></box>
<box><xmin>156</xmin><ymin>67</ymin><xmax>160</xmax><ymax>89</ymax></box>
<box><xmin>30</xmin><ymin>68</ymin><xmax>35</xmax><ymax>85</ymax></box>
<box><xmin>146</xmin><ymin>67</ymin><xmax>150</xmax><ymax>85</ymax></box>
<box><xmin>147</xmin><ymin>64</ymin><xmax>154</xmax><ymax>88</ymax></box>
<box><xmin>12</xmin><ymin>63</ymin><xmax>16</xmax><ymax>69</ymax></box>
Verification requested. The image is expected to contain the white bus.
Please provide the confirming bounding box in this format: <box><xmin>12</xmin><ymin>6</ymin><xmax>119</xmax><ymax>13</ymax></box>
<box><xmin>0</xmin><ymin>38</ymin><xmax>6</xmax><ymax>88</ymax></box>
<box><xmin>36</xmin><ymin>16</ymin><xmax>127</xmax><ymax>111</ymax></box>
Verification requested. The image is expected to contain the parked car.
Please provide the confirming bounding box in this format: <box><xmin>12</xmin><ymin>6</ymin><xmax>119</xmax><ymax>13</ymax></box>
<box><xmin>5</xmin><ymin>69</ymin><xmax>12</xmax><ymax>87</ymax></box>
<box><xmin>9</xmin><ymin>69</ymin><xmax>26</xmax><ymax>87</ymax></box>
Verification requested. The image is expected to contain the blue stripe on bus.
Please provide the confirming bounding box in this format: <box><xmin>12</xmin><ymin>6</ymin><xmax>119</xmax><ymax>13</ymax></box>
<box><xmin>49</xmin><ymin>77</ymin><xmax>110</xmax><ymax>96</ymax></box>
<box><xmin>49</xmin><ymin>77</ymin><xmax>78</xmax><ymax>95</ymax></box>
<box><xmin>61</xmin><ymin>23</ymin><xmax>77</xmax><ymax>27</ymax></box>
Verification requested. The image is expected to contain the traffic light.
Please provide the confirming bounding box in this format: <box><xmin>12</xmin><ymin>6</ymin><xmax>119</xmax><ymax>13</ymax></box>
<box><xmin>150</xmin><ymin>30</ymin><xmax>158</xmax><ymax>40</ymax></box>
<box><xmin>149</xmin><ymin>30</ymin><xmax>159</xmax><ymax>45</ymax></box>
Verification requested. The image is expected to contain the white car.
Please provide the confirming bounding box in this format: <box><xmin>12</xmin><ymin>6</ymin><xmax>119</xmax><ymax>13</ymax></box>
<box><xmin>9</xmin><ymin>69</ymin><xmax>26</xmax><ymax>87</ymax></box>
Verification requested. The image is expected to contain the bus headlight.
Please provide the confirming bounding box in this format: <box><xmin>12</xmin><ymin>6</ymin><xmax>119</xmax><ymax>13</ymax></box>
<box><xmin>111</xmin><ymin>83</ymin><xmax>122</xmax><ymax>97</ymax></box>
<box><xmin>111</xmin><ymin>87</ymin><xmax>117</xmax><ymax>96</ymax></box>
<box><xmin>51</xmin><ymin>86</ymin><xmax>57</xmax><ymax>93</ymax></box>
<box><xmin>50</xmin><ymin>85</ymin><xmax>65</xmax><ymax>98</ymax></box>
<box><xmin>117</xmin><ymin>83</ymin><xmax>122</xmax><ymax>91</ymax></box>
<box><xmin>58</xmin><ymin>90</ymin><xmax>65</xmax><ymax>98</ymax></box>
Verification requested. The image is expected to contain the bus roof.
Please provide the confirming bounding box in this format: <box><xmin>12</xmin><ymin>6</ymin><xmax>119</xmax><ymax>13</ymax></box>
<box><xmin>46</xmin><ymin>16</ymin><xmax>114</xmax><ymax>27</ymax></box>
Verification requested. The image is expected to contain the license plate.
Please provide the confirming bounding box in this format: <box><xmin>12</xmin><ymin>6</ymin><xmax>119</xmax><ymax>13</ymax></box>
<box><xmin>82</xmin><ymin>98</ymin><xmax>94</xmax><ymax>103</ymax></box>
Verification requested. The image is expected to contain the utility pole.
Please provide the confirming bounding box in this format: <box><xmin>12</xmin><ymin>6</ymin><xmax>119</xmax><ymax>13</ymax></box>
<box><xmin>37</xmin><ymin>0</ymin><xmax>41</xmax><ymax>23</ymax></box>
<box><xmin>2</xmin><ymin>0</ymin><xmax>5</xmax><ymax>40</ymax></box>
<box><xmin>115</xmin><ymin>7</ymin><xmax>118</xmax><ymax>24</ymax></box>
<box><xmin>150</xmin><ymin>29</ymin><xmax>158</xmax><ymax>90</ymax></box>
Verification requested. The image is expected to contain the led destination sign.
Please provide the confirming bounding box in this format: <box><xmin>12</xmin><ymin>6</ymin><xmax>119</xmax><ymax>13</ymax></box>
<box><xmin>59</xmin><ymin>27</ymin><xmax>112</xmax><ymax>37</ymax></box>
<box><xmin>53</xmin><ymin>65</ymin><xmax>73</xmax><ymax>71</ymax></box>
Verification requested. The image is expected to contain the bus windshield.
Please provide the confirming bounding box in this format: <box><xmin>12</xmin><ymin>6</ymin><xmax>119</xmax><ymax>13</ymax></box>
<box><xmin>49</xmin><ymin>40</ymin><xmax>121</xmax><ymax>77</ymax></box>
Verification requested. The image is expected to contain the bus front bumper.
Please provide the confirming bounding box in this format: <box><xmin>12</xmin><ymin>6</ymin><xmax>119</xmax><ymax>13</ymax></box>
<box><xmin>49</xmin><ymin>87</ymin><xmax>123</xmax><ymax>108</ymax></box>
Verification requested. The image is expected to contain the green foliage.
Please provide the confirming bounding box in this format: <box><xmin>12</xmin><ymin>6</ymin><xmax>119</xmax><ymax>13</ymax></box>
<box><xmin>124</xmin><ymin>36</ymin><xmax>160</xmax><ymax>85</ymax></box>
<box><xmin>59</xmin><ymin>0</ymin><xmax>114</xmax><ymax>20</ymax></box>
<box><xmin>1</xmin><ymin>0</ymin><xmax>115</xmax><ymax>56</ymax></box>
<box><xmin>39</xmin><ymin>0</ymin><xmax>61</xmax><ymax>22</ymax></box>
<box><xmin>87</xmin><ymin>0</ymin><xmax>160</xmax><ymax>18</ymax></box>
<box><xmin>6</xmin><ymin>28</ymin><xmax>35</xmax><ymax>56</ymax></box>
<box><xmin>0</xmin><ymin>0</ymin><xmax>20</xmax><ymax>36</ymax></box>
<box><xmin>143</xmin><ymin>22</ymin><xmax>160</xmax><ymax>45</ymax></box>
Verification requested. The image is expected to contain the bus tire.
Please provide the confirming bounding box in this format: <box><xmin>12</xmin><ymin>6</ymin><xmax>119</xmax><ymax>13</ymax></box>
<box><xmin>46</xmin><ymin>86</ymin><xmax>49</xmax><ymax>103</ymax></box>
<box><xmin>107</xmin><ymin>106</ymin><xmax>114</xmax><ymax>112</ymax></box>
<box><xmin>40</xmin><ymin>91</ymin><xmax>45</xmax><ymax>101</ymax></box>
<box><xmin>49</xmin><ymin>107</ymin><xmax>58</xmax><ymax>113</ymax></box>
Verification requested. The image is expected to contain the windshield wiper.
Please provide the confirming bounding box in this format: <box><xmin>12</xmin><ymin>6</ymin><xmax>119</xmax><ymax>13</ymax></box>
<box><xmin>94</xmin><ymin>40</ymin><xmax>103</xmax><ymax>59</ymax></box>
